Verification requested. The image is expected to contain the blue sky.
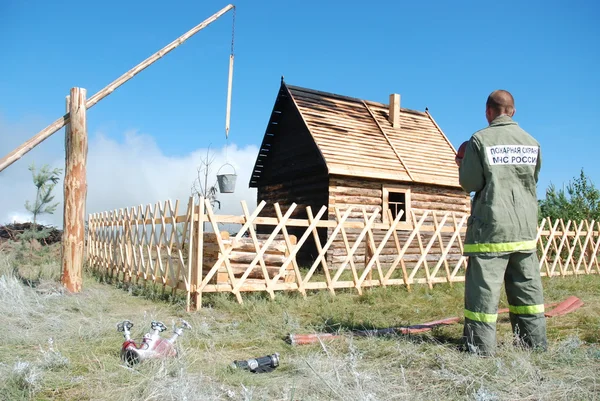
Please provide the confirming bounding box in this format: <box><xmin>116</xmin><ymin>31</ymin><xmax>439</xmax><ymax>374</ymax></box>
<box><xmin>0</xmin><ymin>0</ymin><xmax>599</xmax><ymax>224</ymax></box>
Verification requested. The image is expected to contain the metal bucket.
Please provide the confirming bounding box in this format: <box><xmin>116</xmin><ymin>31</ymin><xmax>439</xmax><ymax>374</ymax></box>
<box><xmin>216</xmin><ymin>163</ymin><xmax>237</xmax><ymax>193</ymax></box>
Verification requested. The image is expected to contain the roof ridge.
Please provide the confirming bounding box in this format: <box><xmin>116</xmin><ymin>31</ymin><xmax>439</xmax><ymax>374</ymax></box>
<box><xmin>426</xmin><ymin>110</ymin><xmax>457</xmax><ymax>153</ymax></box>
<box><xmin>285</xmin><ymin>84</ymin><xmax>365</xmax><ymax>104</ymax></box>
<box><xmin>286</xmin><ymin>83</ymin><xmax>427</xmax><ymax>115</ymax></box>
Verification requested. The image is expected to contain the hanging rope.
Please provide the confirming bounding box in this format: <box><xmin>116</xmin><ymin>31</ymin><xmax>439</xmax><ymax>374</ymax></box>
<box><xmin>225</xmin><ymin>6</ymin><xmax>235</xmax><ymax>144</ymax></box>
<box><xmin>231</xmin><ymin>5</ymin><xmax>236</xmax><ymax>55</ymax></box>
<box><xmin>219</xmin><ymin>8</ymin><xmax>237</xmax><ymax>193</ymax></box>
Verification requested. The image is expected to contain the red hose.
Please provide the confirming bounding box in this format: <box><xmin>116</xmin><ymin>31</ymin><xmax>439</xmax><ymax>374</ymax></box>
<box><xmin>288</xmin><ymin>297</ymin><xmax>583</xmax><ymax>346</ymax></box>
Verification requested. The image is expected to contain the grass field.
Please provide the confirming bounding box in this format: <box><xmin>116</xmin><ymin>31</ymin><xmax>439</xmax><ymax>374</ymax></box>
<box><xmin>1</xmin><ymin>241</ymin><xmax>599</xmax><ymax>400</ymax></box>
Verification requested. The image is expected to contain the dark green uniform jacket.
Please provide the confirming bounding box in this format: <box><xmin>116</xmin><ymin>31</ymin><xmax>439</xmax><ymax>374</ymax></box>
<box><xmin>459</xmin><ymin>115</ymin><xmax>541</xmax><ymax>256</ymax></box>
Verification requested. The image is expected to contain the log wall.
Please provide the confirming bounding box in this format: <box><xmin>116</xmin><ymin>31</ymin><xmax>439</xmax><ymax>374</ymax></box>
<box><xmin>327</xmin><ymin>175</ymin><xmax>470</xmax><ymax>268</ymax></box>
<box><xmin>256</xmin><ymin>174</ymin><xmax>329</xmax><ymax>266</ymax></box>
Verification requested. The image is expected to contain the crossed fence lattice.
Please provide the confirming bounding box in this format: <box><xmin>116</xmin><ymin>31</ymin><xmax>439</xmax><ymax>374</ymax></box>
<box><xmin>87</xmin><ymin>198</ymin><xmax>600</xmax><ymax>310</ymax></box>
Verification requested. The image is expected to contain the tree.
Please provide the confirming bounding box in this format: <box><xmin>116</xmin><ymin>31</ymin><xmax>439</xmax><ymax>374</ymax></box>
<box><xmin>190</xmin><ymin>146</ymin><xmax>223</xmax><ymax>235</ymax></box>
<box><xmin>24</xmin><ymin>163</ymin><xmax>63</xmax><ymax>228</ymax></box>
<box><xmin>538</xmin><ymin>169</ymin><xmax>600</xmax><ymax>222</ymax></box>
<box><xmin>191</xmin><ymin>146</ymin><xmax>221</xmax><ymax>210</ymax></box>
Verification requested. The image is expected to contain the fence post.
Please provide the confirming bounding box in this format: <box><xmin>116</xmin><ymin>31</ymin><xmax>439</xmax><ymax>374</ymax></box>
<box><xmin>61</xmin><ymin>87</ymin><xmax>88</xmax><ymax>293</ymax></box>
<box><xmin>185</xmin><ymin>199</ymin><xmax>195</xmax><ymax>312</ymax></box>
<box><xmin>192</xmin><ymin>199</ymin><xmax>205</xmax><ymax>310</ymax></box>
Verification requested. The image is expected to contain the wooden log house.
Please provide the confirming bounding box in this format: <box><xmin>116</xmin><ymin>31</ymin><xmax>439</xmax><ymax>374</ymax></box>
<box><xmin>249</xmin><ymin>80</ymin><xmax>471</xmax><ymax>268</ymax></box>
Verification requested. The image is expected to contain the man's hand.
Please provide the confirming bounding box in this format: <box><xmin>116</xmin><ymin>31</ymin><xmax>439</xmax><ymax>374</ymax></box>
<box><xmin>455</xmin><ymin>141</ymin><xmax>468</xmax><ymax>167</ymax></box>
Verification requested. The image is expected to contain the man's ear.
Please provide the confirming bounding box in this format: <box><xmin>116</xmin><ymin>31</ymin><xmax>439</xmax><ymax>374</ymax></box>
<box><xmin>510</xmin><ymin>108</ymin><xmax>516</xmax><ymax>117</ymax></box>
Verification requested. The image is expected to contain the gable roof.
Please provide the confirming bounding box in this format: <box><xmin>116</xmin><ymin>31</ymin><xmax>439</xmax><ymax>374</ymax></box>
<box><xmin>250</xmin><ymin>82</ymin><xmax>461</xmax><ymax>188</ymax></box>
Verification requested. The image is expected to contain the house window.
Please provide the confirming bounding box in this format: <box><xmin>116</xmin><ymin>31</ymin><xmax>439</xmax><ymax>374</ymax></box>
<box><xmin>382</xmin><ymin>186</ymin><xmax>411</xmax><ymax>227</ymax></box>
<box><xmin>389</xmin><ymin>192</ymin><xmax>407</xmax><ymax>221</ymax></box>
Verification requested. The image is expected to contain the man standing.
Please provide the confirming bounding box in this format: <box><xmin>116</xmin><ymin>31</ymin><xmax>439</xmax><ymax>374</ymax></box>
<box><xmin>456</xmin><ymin>90</ymin><xmax>547</xmax><ymax>355</ymax></box>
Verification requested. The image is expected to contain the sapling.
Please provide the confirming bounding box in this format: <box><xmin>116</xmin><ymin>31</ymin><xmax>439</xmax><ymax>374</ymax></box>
<box><xmin>24</xmin><ymin>163</ymin><xmax>62</xmax><ymax>234</ymax></box>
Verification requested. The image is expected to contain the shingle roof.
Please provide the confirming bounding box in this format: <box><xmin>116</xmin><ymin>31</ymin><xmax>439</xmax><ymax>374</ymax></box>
<box><xmin>252</xmin><ymin>82</ymin><xmax>461</xmax><ymax>188</ymax></box>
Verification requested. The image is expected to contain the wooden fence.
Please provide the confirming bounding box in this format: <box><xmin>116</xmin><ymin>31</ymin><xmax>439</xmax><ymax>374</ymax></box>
<box><xmin>87</xmin><ymin>197</ymin><xmax>600</xmax><ymax>310</ymax></box>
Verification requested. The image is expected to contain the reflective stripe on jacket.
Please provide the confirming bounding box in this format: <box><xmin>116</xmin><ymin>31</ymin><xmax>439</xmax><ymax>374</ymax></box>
<box><xmin>459</xmin><ymin>115</ymin><xmax>541</xmax><ymax>256</ymax></box>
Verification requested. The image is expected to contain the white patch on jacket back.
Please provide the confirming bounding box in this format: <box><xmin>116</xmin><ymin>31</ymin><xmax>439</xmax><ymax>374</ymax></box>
<box><xmin>486</xmin><ymin>145</ymin><xmax>538</xmax><ymax>165</ymax></box>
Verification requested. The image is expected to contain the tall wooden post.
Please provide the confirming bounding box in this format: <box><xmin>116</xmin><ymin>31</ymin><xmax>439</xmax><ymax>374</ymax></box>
<box><xmin>62</xmin><ymin>87</ymin><xmax>88</xmax><ymax>293</ymax></box>
<box><xmin>193</xmin><ymin>199</ymin><xmax>205</xmax><ymax>310</ymax></box>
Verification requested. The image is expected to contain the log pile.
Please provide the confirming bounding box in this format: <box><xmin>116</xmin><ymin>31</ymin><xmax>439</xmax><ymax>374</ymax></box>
<box><xmin>0</xmin><ymin>223</ymin><xmax>62</xmax><ymax>245</ymax></box>
<box><xmin>202</xmin><ymin>232</ymin><xmax>297</xmax><ymax>284</ymax></box>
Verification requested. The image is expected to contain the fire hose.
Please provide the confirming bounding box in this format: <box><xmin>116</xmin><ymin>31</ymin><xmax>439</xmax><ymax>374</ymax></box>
<box><xmin>288</xmin><ymin>296</ymin><xmax>583</xmax><ymax>346</ymax></box>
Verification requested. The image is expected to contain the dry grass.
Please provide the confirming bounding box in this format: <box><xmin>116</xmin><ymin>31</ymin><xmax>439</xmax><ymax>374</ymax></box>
<box><xmin>1</xmin><ymin>243</ymin><xmax>599</xmax><ymax>400</ymax></box>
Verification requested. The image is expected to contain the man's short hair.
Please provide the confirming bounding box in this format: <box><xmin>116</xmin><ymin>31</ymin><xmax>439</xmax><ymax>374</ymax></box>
<box><xmin>486</xmin><ymin>90</ymin><xmax>515</xmax><ymax>115</ymax></box>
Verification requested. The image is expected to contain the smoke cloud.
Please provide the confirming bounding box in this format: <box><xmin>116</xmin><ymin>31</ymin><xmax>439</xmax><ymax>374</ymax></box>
<box><xmin>0</xmin><ymin>116</ymin><xmax>258</xmax><ymax>228</ymax></box>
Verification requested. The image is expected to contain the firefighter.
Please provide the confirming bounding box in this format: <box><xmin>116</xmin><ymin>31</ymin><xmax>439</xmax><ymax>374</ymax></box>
<box><xmin>456</xmin><ymin>90</ymin><xmax>547</xmax><ymax>355</ymax></box>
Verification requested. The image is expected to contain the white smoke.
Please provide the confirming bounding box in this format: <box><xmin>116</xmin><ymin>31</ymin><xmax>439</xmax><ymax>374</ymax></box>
<box><xmin>0</xmin><ymin>116</ymin><xmax>258</xmax><ymax>228</ymax></box>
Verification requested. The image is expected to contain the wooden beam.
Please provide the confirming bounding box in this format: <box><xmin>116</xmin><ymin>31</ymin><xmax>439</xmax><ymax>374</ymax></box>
<box><xmin>0</xmin><ymin>4</ymin><xmax>235</xmax><ymax>172</ymax></box>
<box><xmin>61</xmin><ymin>88</ymin><xmax>88</xmax><ymax>293</ymax></box>
<box><xmin>225</xmin><ymin>54</ymin><xmax>234</xmax><ymax>138</ymax></box>
<box><xmin>93</xmin><ymin>211</ymin><xmax>470</xmax><ymax>234</ymax></box>
<box><xmin>362</xmin><ymin>100</ymin><xmax>415</xmax><ymax>180</ymax></box>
